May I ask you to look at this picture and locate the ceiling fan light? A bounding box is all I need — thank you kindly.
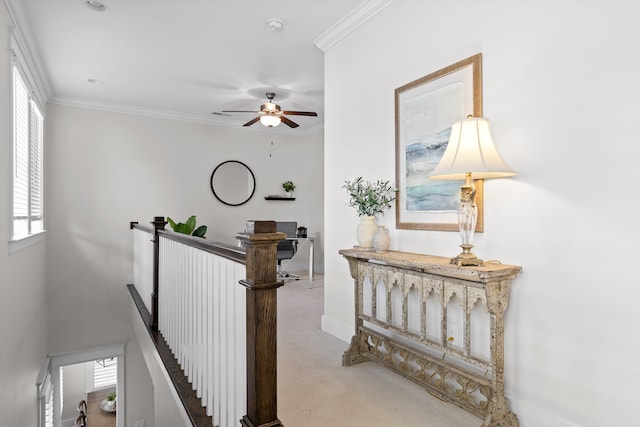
[260,115,281,127]
[85,0,107,11]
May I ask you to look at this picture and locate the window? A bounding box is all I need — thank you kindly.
[89,358,118,390]
[12,63,44,240]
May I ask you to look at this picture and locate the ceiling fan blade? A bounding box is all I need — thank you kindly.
[282,111,318,117]
[222,110,260,113]
[280,116,299,128]
[243,117,261,127]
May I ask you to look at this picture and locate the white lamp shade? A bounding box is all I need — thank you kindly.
[429,117,516,180]
[260,115,281,127]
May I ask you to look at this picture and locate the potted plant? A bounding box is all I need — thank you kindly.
[105,392,116,410]
[282,180,296,197]
[167,215,207,238]
[343,177,396,249]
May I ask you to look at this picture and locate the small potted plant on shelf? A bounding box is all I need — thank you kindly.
[343,177,396,251]
[282,180,296,198]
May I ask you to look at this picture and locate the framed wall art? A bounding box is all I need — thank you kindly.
[395,53,484,231]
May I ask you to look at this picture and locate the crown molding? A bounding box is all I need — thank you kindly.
[314,0,394,52]
[50,96,323,137]
[4,0,52,101]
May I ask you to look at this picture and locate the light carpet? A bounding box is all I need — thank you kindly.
[277,275,482,427]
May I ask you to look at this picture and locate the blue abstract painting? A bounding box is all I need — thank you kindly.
[402,82,464,213]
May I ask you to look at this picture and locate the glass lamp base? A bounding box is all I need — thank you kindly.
[452,175,484,267]
[450,244,484,267]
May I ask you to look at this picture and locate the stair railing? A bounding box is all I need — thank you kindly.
[130,218,285,427]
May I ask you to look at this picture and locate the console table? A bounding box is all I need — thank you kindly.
[340,248,521,427]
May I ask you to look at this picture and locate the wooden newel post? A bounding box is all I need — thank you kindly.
[237,221,286,427]
[151,216,167,331]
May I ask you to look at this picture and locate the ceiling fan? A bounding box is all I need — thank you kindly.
[222,92,318,128]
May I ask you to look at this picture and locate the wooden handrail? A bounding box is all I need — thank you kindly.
[158,229,246,264]
[131,221,246,264]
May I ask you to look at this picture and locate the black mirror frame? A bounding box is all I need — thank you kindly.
[210,160,256,207]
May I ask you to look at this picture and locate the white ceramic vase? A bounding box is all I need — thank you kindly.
[356,216,378,248]
[373,226,390,253]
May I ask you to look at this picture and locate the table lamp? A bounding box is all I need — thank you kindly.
[429,116,516,266]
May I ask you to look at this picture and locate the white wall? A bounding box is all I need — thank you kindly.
[61,362,87,422]
[44,103,324,423]
[0,2,49,425]
[45,104,324,276]
[323,1,640,426]
[45,103,324,351]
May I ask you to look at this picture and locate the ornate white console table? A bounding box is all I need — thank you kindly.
[340,248,521,427]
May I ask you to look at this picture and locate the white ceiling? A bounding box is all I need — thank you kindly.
[8,0,389,134]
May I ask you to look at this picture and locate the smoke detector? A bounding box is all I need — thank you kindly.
[266,18,283,31]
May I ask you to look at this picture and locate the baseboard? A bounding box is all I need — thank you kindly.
[510,397,582,427]
[322,314,582,426]
[320,314,353,344]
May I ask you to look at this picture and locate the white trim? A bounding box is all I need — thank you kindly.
[51,366,62,427]
[50,344,125,368]
[314,0,395,52]
[510,397,583,427]
[4,0,52,103]
[9,229,46,254]
[320,314,354,344]
[10,29,47,111]
[50,96,324,136]
[36,357,52,427]
[36,356,51,389]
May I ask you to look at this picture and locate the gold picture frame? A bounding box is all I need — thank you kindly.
[395,53,484,232]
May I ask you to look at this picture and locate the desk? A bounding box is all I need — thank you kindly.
[236,234,316,281]
[286,236,315,282]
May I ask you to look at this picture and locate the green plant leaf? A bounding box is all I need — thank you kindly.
[192,225,207,238]
[343,177,396,217]
[185,216,196,234]
[174,223,189,234]
[167,217,177,230]
[282,180,296,192]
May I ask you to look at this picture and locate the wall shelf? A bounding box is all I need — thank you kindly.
[264,196,295,201]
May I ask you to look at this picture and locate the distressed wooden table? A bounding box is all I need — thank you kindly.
[340,248,521,427]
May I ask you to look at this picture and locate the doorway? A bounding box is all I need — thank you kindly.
[46,344,125,427]
[61,358,118,426]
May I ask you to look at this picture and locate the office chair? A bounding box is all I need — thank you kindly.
[276,221,299,280]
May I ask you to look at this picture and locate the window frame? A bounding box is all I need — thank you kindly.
[8,31,47,253]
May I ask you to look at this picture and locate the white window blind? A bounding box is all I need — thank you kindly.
[91,358,117,390]
[38,368,53,427]
[12,64,44,239]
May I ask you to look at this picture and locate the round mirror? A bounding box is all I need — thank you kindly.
[210,160,256,206]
